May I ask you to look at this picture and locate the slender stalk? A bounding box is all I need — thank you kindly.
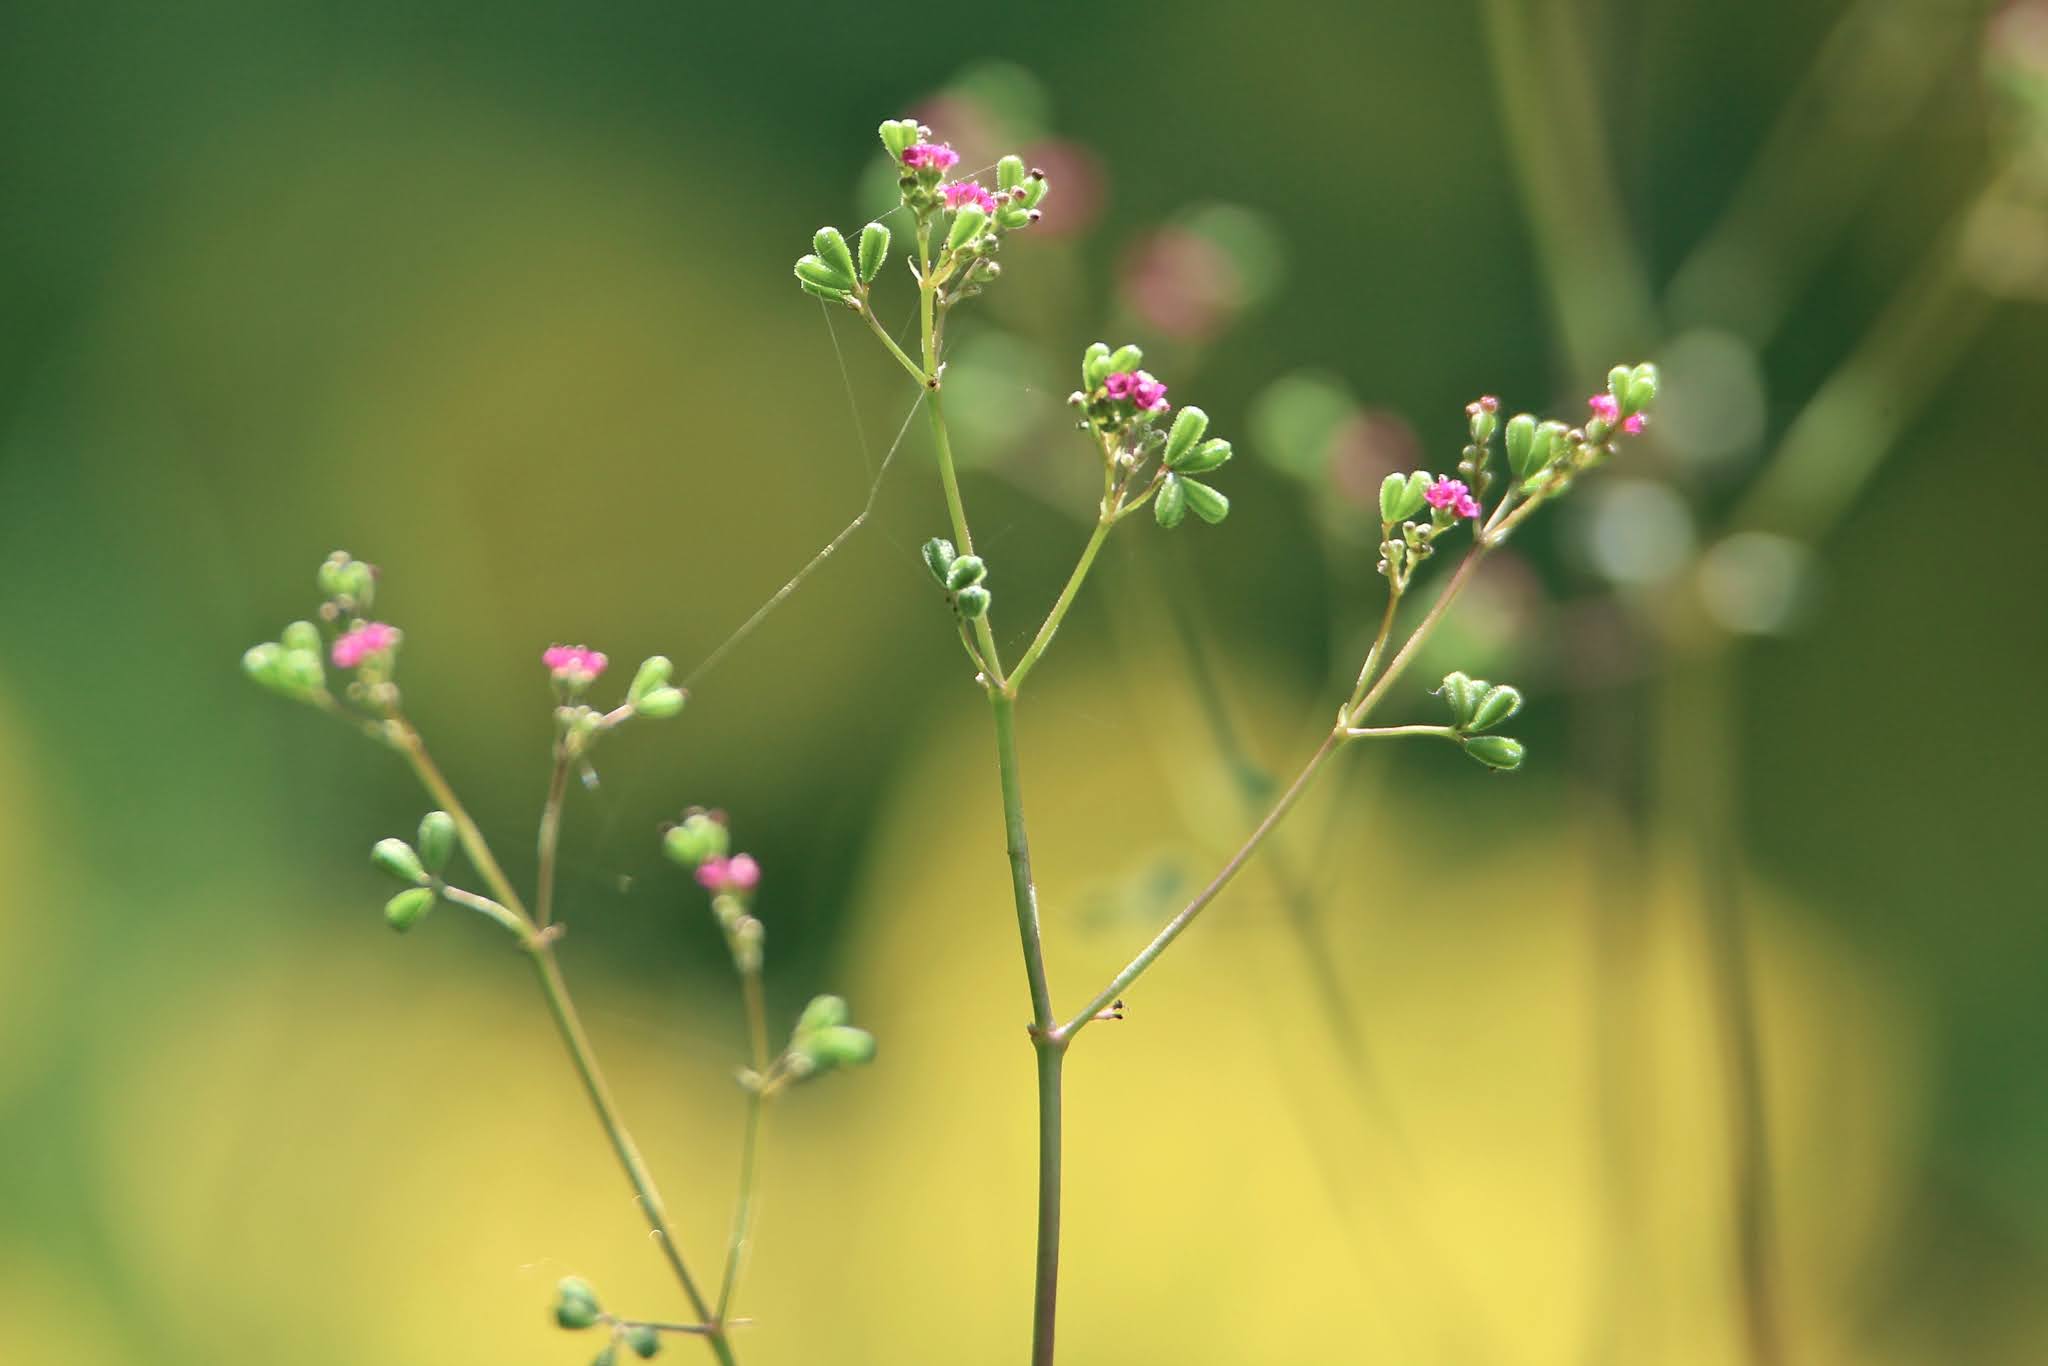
[717,969,772,1321]
[535,744,572,929]
[857,298,927,384]
[1345,724,1460,741]
[392,719,532,925]
[1008,516,1113,694]
[1345,587,1404,713]
[530,945,740,1366]
[1031,1043,1065,1366]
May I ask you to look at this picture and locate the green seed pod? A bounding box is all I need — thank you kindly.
[371,837,426,885]
[922,537,957,584]
[241,642,285,691]
[635,687,685,719]
[1154,473,1188,528]
[946,206,987,251]
[797,277,852,304]
[384,887,436,932]
[663,811,729,868]
[1626,362,1659,414]
[813,227,857,284]
[954,585,991,619]
[554,1277,603,1331]
[1180,479,1230,525]
[1461,735,1526,771]
[1378,473,1411,525]
[809,1025,877,1068]
[1437,671,1479,727]
[879,119,921,159]
[945,555,986,591]
[591,1347,617,1366]
[1164,406,1209,466]
[1170,437,1232,475]
[416,811,456,874]
[281,620,321,655]
[625,1324,662,1357]
[1608,365,1633,408]
[1532,421,1567,470]
[1504,413,1540,477]
[279,648,325,697]
[794,253,853,293]
[1105,343,1144,376]
[1020,173,1048,209]
[317,554,349,598]
[627,655,672,705]
[1081,342,1112,390]
[997,155,1026,192]
[857,222,890,284]
[1519,468,1556,498]
[799,993,851,1033]
[1470,684,1523,731]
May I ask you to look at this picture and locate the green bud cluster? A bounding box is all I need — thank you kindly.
[554,1276,603,1330]
[780,993,877,1082]
[794,225,866,307]
[241,629,326,703]
[1374,470,1455,590]
[1507,362,1661,503]
[1436,671,1527,771]
[626,655,686,719]
[316,550,376,615]
[923,537,990,620]
[661,809,730,868]
[1070,344,1237,529]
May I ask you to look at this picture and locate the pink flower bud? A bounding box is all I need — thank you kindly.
[543,644,609,685]
[332,621,399,669]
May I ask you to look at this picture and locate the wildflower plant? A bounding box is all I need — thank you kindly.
[244,117,1656,1365]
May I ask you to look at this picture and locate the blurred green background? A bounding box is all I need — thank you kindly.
[4,1,2047,1362]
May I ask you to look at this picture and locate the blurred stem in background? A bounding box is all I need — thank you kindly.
[1484,0,2016,1360]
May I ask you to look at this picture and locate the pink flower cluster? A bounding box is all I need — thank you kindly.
[1104,371,1170,413]
[332,621,398,668]
[696,854,761,895]
[942,180,999,215]
[1588,394,1646,435]
[543,644,608,682]
[1425,476,1482,520]
[901,142,959,172]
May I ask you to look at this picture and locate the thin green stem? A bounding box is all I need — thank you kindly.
[990,695,1056,1031]
[1344,724,1460,741]
[1345,586,1404,712]
[1008,516,1113,694]
[857,298,927,384]
[1031,1043,1065,1366]
[535,743,572,929]
[530,946,739,1366]
[436,884,529,938]
[391,719,532,926]
[716,970,771,1322]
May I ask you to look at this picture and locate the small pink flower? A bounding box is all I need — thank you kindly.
[902,142,960,171]
[1622,413,1646,435]
[1129,372,1169,413]
[1588,393,1621,425]
[1425,477,1480,518]
[696,854,761,895]
[543,644,608,683]
[1466,395,1500,417]
[1103,371,1136,400]
[331,621,398,669]
[942,181,998,214]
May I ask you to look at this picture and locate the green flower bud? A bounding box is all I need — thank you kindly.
[634,687,684,719]
[1461,735,1526,771]
[944,555,986,591]
[1532,421,1567,470]
[1504,413,1540,477]
[242,642,286,692]
[922,537,957,584]
[592,1348,617,1366]
[663,811,729,867]
[1170,437,1232,475]
[555,1277,603,1331]
[794,254,853,295]
[417,811,456,874]
[1469,684,1523,731]
[1154,473,1188,528]
[946,206,987,251]
[279,648,325,697]
[372,837,426,885]
[281,620,322,655]
[1164,406,1209,467]
[879,119,921,159]
[857,222,890,285]
[799,994,850,1033]
[1625,362,1659,414]
[808,1025,876,1068]
[384,887,436,931]
[1437,671,1479,727]
[1180,478,1230,525]
[954,585,991,620]
[317,554,349,598]
[624,1324,662,1357]
[813,227,857,285]
[1105,343,1143,376]
[1608,365,1633,408]
[997,155,1026,192]
[1082,342,1113,390]
[1019,173,1048,210]
[627,656,673,706]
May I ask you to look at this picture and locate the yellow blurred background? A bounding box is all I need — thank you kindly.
[3,2,2046,1362]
